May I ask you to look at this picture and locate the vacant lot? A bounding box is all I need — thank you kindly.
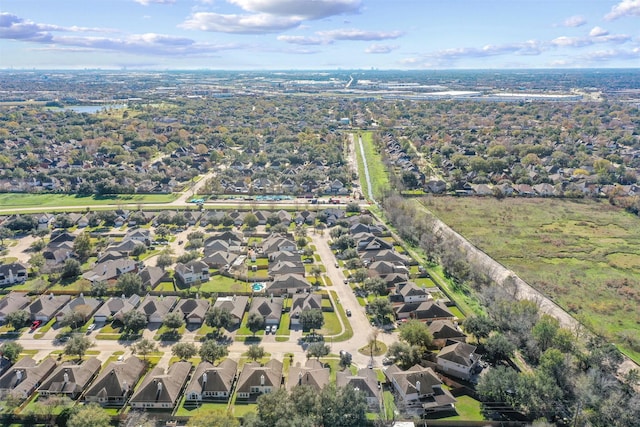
[0,193,176,211]
[421,196,640,361]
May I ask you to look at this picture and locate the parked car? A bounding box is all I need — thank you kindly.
[346,309,352,317]
[30,320,42,331]
[87,324,96,333]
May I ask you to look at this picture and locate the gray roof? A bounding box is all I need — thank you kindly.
[0,292,31,318]
[236,360,282,393]
[129,361,192,405]
[38,357,101,396]
[84,357,145,402]
[137,296,178,319]
[28,294,71,319]
[286,359,329,391]
[0,357,57,398]
[249,297,283,322]
[185,359,237,397]
[212,296,249,321]
[176,298,210,321]
[437,342,477,367]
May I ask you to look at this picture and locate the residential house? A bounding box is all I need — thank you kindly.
[212,296,249,326]
[84,357,145,407]
[0,357,57,400]
[267,251,300,264]
[249,297,283,326]
[27,294,72,322]
[356,235,394,252]
[235,360,283,402]
[124,229,151,246]
[360,250,409,266]
[428,320,466,348]
[203,251,238,269]
[0,262,28,287]
[0,292,31,322]
[43,232,75,265]
[137,296,178,323]
[175,298,210,324]
[138,266,169,289]
[436,342,481,381]
[394,301,455,323]
[38,357,101,399]
[286,359,329,392]
[268,261,305,278]
[384,365,456,415]
[82,259,137,283]
[336,368,380,410]
[129,361,192,410]
[55,295,102,323]
[261,233,296,255]
[397,282,431,303]
[368,261,409,277]
[185,359,238,403]
[265,274,312,296]
[289,294,322,326]
[93,294,141,323]
[174,260,210,286]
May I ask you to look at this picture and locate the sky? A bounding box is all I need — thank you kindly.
[0,0,639,70]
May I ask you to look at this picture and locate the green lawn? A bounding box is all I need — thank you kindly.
[319,311,342,336]
[443,394,484,421]
[355,131,390,200]
[421,196,640,362]
[0,193,177,211]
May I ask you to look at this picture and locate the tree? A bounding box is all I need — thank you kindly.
[299,308,324,332]
[363,277,387,296]
[532,314,560,352]
[319,384,368,427]
[132,338,157,361]
[310,265,322,285]
[368,298,394,325]
[244,213,259,228]
[476,365,520,406]
[163,311,185,336]
[64,335,93,361]
[122,310,147,334]
[62,258,82,279]
[307,342,330,360]
[131,243,147,258]
[0,342,23,363]
[247,312,265,337]
[205,307,231,334]
[187,409,239,427]
[155,225,170,240]
[462,315,494,342]
[73,232,92,261]
[387,342,422,369]
[5,309,29,331]
[59,310,86,330]
[484,332,516,364]
[116,272,143,296]
[67,403,111,427]
[172,342,197,360]
[199,339,229,363]
[91,280,108,297]
[156,252,174,270]
[246,344,265,361]
[0,226,13,247]
[399,319,433,349]
[28,252,45,273]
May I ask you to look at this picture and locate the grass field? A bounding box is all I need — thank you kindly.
[421,196,640,361]
[0,193,176,210]
[355,131,390,200]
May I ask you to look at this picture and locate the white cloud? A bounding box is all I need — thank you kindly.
[277,35,329,45]
[434,40,544,59]
[551,36,592,48]
[589,26,609,37]
[583,48,640,61]
[316,28,403,41]
[562,15,587,27]
[133,0,175,5]
[605,0,640,20]
[0,13,113,42]
[180,12,302,33]
[228,0,361,20]
[364,44,397,54]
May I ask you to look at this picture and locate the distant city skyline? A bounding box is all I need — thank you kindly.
[1,0,639,70]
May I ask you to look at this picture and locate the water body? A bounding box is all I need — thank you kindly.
[62,104,127,114]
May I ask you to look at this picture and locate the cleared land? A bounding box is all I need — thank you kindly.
[0,193,177,210]
[356,131,390,200]
[421,196,640,362]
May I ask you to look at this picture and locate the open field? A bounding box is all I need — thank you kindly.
[356,131,390,200]
[0,193,177,210]
[421,196,640,361]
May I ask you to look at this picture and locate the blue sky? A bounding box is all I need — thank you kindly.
[1,0,639,69]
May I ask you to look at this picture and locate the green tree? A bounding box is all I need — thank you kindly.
[399,319,433,349]
[363,277,387,296]
[122,310,147,334]
[387,341,422,369]
[205,307,231,335]
[156,252,174,270]
[132,338,157,361]
[67,403,111,427]
[319,384,368,427]
[0,226,13,247]
[310,265,322,285]
[28,252,45,273]
[463,315,494,342]
[187,409,239,427]
[62,258,82,279]
[299,308,324,332]
[91,280,108,297]
[163,311,185,336]
[484,332,516,364]
[246,344,265,361]
[199,339,229,363]
[64,335,93,361]
[73,232,92,261]
[368,297,393,326]
[247,312,265,337]
[5,309,29,331]
[59,310,86,330]
[0,342,23,363]
[116,272,143,296]
[172,342,197,360]
[307,342,330,360]
[155,225,170,240]
[532,314,560,352]
[244,213,259,228]
[476,365,520,406]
